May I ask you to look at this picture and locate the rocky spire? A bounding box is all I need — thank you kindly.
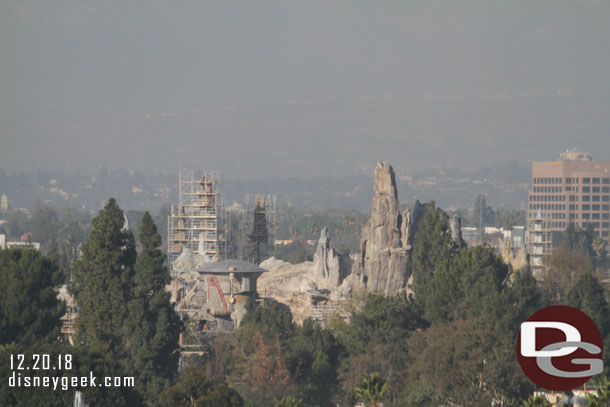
[353,162,423,294]
[313,227,344,290]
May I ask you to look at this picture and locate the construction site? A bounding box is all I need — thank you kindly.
[167,170,226,268]
[240,194,277,265]
[167,172,280,361]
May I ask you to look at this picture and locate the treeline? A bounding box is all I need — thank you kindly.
[1,199,179,406]
[2,198,610,406]
[201,202,610,406]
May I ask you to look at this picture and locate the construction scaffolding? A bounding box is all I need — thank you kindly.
[168,170,226,272]
[241,194,277,265]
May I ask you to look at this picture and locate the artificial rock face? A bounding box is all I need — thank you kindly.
[353,162,423,294]
[313,227,341,290]
[312,227,352,291]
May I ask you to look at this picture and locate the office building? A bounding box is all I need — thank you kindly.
[527,152,610,273]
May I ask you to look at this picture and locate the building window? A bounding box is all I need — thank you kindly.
[583,213,590,220]
[604,205,610,212]
[593,178,600,184]
[593,187,600,193]
[603,196,610,202]
[603,178,609,184]
[602,187,609,193]
[603,231,609,237]
[583,204,590,211]
[593,196,600,202]
[583,196,591,202]
[593,213,600,220]
[570,195,577,202]
[592,222,600,228]
[603,222,609,229]
[583,178,591,184]
[570,213,578,219]
[566,178,572,184]
[583,186,591,193]
[593,204,600,211]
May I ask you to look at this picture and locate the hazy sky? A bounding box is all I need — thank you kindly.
[2,0,610,177]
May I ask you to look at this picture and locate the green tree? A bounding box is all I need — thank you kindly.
[586,377,610,407]
[0,249,65,345]
[566,272,610,337]
[334,293,424,405]
[522,395,551,407]
[284,319,345,405]
[411,201,459,299]
[124,212,181,404]
[71,198,136,354]
[566,272,610,375]
[160,368,243,407]
[238,301,296,355]
[275,397,306,407]
[422,246,508,325]
[354,374,389,406]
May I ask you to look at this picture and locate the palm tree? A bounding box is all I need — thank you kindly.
[275,397,306,407]
[521,395,551,407]
[354,374,389,406]
[586,377,610,407]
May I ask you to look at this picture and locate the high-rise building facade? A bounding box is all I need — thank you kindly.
[527,152,610,273]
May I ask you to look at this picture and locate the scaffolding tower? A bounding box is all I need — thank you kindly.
[241,194,277,265]
[168,170,226,272]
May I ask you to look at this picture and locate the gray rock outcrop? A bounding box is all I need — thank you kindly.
[313,227,352,290]
[353,162,424,294]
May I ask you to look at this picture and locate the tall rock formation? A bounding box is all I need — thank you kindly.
[353,162,423,294]
[312,227,352,291]
[313,227,341,290]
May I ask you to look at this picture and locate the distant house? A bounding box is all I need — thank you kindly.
[0,233,41,250]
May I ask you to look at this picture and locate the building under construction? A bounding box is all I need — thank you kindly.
[168,171,226,271]
[241,194,277,265]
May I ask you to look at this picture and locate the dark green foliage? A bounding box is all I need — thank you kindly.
[423,246,508,325]
[411,201,459,299]
[522,395,552,407]
[337,293,424,356]
[71,198,136,354]
[333,293,424,405]
[354,373,389,404]
[409,319,534,407]
[275,397,306,407]
[0,342,74,407]
[566,272,610,376]
[160,368,243,407]
[566,272,610,337]
[238,301,296,355]
[0,343,141,407]
[124,212,181,404]
[235,302,344,406]
[70,346,144,407]
[285,319,345,404]
[407,247,542,406]
[0,249,65,345]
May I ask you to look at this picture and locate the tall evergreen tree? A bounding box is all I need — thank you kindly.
[0,249,65,345]
[124,212,180,404]
[71,198,136,354]
[411,201,459,299]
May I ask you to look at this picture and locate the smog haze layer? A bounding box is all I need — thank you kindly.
[2,0,610,178]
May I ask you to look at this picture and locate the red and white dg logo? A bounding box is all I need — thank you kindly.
[516,305,603,391]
